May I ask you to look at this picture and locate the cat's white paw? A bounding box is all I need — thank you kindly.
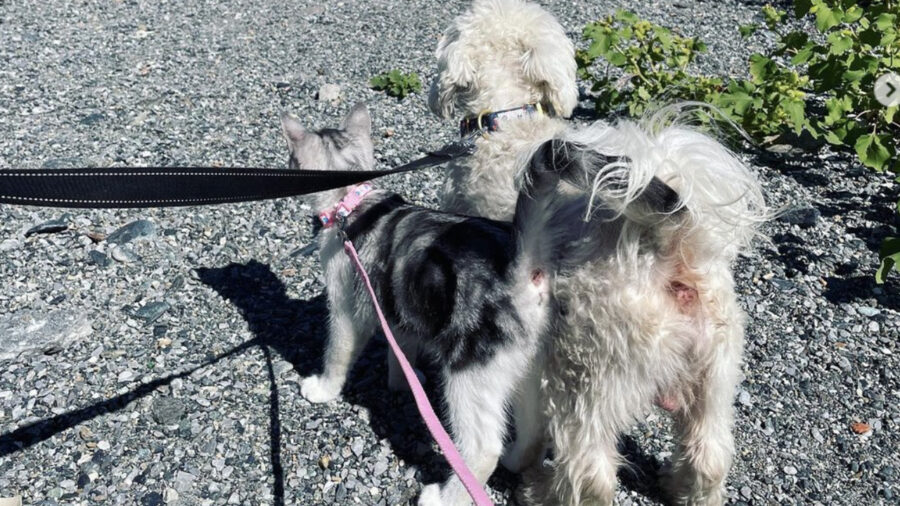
[300,375,340,403]
[417,484,443,506]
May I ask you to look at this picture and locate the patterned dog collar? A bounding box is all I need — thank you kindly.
[458,102,555,138]
[318,182,374,228]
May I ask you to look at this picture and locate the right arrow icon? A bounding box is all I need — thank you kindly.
[875,73,900,107]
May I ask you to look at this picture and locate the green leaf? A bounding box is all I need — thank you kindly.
[740,24,758,38]
[791,42,817,65]
[815,6,842,31]
[782,100,806,134]
[826,32,853,55]
[843,5,864,24]
[762,5,785,28]
[615,9,638,24]
[718,89,754,116]
[885,106,898,124]
[748,54,773,84]
[855,133,893,171]
[824,96,851,125]
[876,237,900,284]
[587,34,613,58]
[875,13,897,31]
[606,50,628,66]
[823,129,845,145]
[369,69,421,99]
[809,57,845,91]
[780,31,809,52]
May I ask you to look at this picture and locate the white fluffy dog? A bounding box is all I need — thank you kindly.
[429,2,768,505]
[428,0,578,221]
[507,109,769,505]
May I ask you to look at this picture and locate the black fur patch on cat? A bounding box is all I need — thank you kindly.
[345,193,521,371]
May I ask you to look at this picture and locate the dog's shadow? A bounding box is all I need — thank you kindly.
[616,435,669,504]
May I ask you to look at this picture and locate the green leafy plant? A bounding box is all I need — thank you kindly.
[369,69,422,99]
[578,2,900,282]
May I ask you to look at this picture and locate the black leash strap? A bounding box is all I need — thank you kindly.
[0,141,475,209]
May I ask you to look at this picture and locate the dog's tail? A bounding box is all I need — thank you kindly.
[561,106,769,263]
[512,135,686,272]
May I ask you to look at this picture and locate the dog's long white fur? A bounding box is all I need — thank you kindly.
[513,109,769,505]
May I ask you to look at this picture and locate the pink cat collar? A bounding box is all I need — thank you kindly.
[318,182,374,228]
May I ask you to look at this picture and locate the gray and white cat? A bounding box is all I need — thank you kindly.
[281,103,581,505]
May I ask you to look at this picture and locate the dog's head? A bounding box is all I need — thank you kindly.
[428,0,578,120]
[281,103,375,172]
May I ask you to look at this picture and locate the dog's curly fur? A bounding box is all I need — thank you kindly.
[430,2,769,504]
[428,0,578,221]
[510,111,769,506]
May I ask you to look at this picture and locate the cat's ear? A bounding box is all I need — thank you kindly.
[281,113,306,150]
[342,103,371,137]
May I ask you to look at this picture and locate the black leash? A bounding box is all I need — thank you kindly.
[0,140,475,209]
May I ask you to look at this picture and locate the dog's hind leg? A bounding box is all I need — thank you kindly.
[418,352,523,506]
[664,312,743,505]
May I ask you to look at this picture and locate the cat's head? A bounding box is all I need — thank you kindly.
[281,103,375,172]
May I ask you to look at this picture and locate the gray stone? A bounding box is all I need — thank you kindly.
[107,219,156,245]
[87,250,112,267]
[132,301,170,324]
[351,439,365,457]
[0,238,20,251]
[778,206,820,228]
[0,310,93,360]
[151,397,186,425]
[858,306,881,317]
[79,112,106,125]
[317,83,341,102]
[110,245,140,263]
[174,471,195,492]
[25,217,69,237]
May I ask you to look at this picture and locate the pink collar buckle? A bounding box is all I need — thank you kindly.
[318,182,374,228]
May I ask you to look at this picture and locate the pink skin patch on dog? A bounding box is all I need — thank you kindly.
[668,280,699,315]
[655,395,678,412]
[670,281,697,304]
[531,268,545,287]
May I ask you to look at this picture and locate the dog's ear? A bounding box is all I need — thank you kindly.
[428,26,474,119]
[281,113,306,151]
[343,103,372,137]
[521,35,579,118]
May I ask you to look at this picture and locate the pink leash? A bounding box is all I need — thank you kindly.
[343,239,494,506]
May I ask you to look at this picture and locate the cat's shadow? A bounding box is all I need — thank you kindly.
[195,260,451,493]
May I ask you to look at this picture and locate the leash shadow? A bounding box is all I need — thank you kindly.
[0,341,253,455]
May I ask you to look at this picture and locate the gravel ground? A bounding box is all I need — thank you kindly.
[1,0,898,504]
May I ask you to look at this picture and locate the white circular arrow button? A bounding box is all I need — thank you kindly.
[875,72,900,107]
